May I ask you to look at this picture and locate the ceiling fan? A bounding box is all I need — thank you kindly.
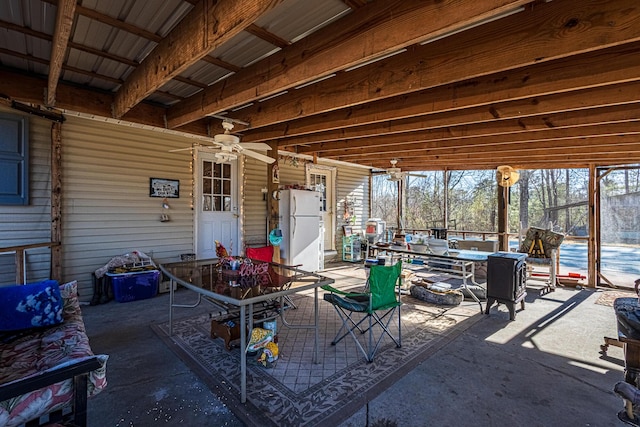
[386,159,407,182]
[170,119,275,164]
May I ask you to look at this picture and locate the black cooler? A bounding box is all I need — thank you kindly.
[485,252,527,320]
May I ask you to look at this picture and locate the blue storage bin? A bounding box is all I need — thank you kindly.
[108,270,159,303]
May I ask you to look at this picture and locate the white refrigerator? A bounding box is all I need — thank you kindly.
[279,189,321,272]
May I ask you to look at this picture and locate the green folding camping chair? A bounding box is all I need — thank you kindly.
[322,261,402,362]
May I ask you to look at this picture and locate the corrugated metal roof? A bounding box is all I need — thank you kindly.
[0,0,354,104]
[255,0,351,42]
[211,31,279,69]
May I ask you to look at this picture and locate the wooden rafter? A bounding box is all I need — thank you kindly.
[283,91,640,151]
[111,0,284,119]
[240,42,640,143]
[296,102,640,155]
[245,23,290,49]
[230,0,640,131]
[47,0,76,106]
[166,0,532,128]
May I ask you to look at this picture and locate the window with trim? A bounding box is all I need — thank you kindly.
[0,113,29,205]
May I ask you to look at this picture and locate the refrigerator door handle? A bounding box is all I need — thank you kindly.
[292,194,297,216]
[292,216,296,239]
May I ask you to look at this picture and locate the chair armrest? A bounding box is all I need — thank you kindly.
[321,284,368,298]
[0,356,102,401]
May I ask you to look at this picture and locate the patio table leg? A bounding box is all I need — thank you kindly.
[462,262,483,312]
[240,305,246,403]
[314,287,319,363]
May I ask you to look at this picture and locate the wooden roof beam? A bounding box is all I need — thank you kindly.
[319,122,640,158]
[245,23,290,49]
[232,0,640,130]
[166,0,532,128]
[241,42,640,143]
[339,135,640,163]
[300,99,640,154]
[0,68,210,138]
[111,0,284,119]
[290,86,640,152]
[46,0,76,107]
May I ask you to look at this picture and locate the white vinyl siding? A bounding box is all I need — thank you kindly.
[242,158,269,248]
[335,164,369,260]
[0,105,52,285]
[61,115,195,301]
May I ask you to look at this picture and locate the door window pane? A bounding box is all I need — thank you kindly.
[203,161,212,178]
[202,159,233,212]
[310,173,327,212]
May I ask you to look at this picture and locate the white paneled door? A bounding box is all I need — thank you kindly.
[195,151,239,258]
[307,166,335,251]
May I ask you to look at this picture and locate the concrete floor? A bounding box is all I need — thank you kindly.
[82,262,629,426]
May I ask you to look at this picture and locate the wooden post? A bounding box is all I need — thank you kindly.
[15,249,25,284]
[443,169,448,229]
[267,141,280,262]
[497,184,509,251]
[588,164,597,288]
[51,122,63,282]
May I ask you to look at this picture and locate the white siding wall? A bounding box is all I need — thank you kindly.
[335,164,369,259]
[242,158,269,247]
[0,105,52,285]
[61,115,195,301]
[0,103,372,296]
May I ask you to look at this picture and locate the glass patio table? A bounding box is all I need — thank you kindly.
[160,257,334,403]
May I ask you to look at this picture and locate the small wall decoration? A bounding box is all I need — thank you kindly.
[272,164,280,184]
[150,178,180,198]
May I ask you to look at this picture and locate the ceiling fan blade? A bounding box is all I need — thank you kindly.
[239,142,271,151]
[241,149,276,164]
[169,147,195,152]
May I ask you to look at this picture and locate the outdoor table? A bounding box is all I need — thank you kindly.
[160,257,334,403]
[371,245,495,311]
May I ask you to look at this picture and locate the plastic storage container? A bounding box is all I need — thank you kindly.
[108,270,160,303]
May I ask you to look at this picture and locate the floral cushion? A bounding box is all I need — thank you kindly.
[0,280,108,427]
[0,280,64,332]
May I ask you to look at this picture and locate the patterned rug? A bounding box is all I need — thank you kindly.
[152,291,483,427]
[595,290,637,307]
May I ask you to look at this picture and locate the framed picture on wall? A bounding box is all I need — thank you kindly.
[149,178,180,198]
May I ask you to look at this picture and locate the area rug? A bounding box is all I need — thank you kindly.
[152,291,483,427]
[595,290,637,307]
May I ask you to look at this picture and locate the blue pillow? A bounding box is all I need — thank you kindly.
[0,280,64,332]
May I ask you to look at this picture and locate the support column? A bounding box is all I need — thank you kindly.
[51,122,63,282]
[443,169,449,229]
[588,164,597,288]
[267,141,280,262]
[497,184,509,251]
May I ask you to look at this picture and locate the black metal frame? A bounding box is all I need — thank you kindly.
[0,356,102,427]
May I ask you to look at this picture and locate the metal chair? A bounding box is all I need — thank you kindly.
[322,261,402,362]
